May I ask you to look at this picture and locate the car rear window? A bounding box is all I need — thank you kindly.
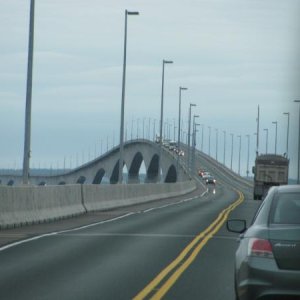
[271,192,300,224]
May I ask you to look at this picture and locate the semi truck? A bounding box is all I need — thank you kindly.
[252,154,289,200]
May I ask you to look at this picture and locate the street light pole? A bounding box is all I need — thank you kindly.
[256,105,260,156]
[294,100,300,184]
[22,0,35,185]
[263,128,268,154]
[201,124,204,152]
[192,122,200,175]
[148,117,151,140]
[208,126,211,156]
[238,135,241,175]
[246,134,250,177]
[142,117,145,139]
[272,121,278,155]
[223,130,226,165]
[177,87,187,150]
[159,59,173,181]
[153,118,156,141]
[136,118,140,138]
[283,112,290,158]
[215,128,219,161]
[187,103,196,171]
[230,133,234,170]
[119,10,139,184]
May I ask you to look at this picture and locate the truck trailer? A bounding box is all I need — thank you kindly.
[252,154,289,200]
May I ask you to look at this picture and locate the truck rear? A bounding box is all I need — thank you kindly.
[252,154,289,200]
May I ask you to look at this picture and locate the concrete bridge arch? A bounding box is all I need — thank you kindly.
[0,140,189,186]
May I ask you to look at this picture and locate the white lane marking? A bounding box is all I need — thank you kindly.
[0,213,134,252]
[0,232,58,252]
[0,189,208,252]
[58,212,135,234]
[142,189,208,213]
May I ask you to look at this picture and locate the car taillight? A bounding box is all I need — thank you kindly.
[248,238,274,258]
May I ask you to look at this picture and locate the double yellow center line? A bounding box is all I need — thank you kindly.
[133,190,244,300]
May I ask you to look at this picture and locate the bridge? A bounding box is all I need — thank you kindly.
[0,139,197,229]
[0,144,258,300]
[0,140,190,186]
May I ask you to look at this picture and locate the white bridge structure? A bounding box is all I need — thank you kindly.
[0,140,190,186]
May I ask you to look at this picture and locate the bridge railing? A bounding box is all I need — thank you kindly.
[0,180,197,229]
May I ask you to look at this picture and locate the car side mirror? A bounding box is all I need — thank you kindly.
[226,219,247,234]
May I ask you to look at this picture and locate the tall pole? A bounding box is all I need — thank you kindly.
[246,134,250,177]
[131,118,134,140]
[238,135,241,175]
[215,128,218,161]
[148,117,151,140]
[223,130,226,165]
[119,10,139,184]
[283,112,290,158]
[208,126,211,156]
[256,105,260,156]
[159,60,173,181]
[187,103,196,171]
[177,87,187,153]
[178,90,186,172]
[201,124,204,152]
[136,118,139,138]
[272,121,278,155]
[153,119,156,141]
[22,0,35,185]
[181,120,184,143]
[294,100,300,184]
[230,133,233,170]
[192,122,200,175]
[173,118,176,141]
[263,128,268,154]
[192,116,199,146]
[142,117,145,139]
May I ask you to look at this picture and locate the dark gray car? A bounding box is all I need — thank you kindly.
[227,185,300,300]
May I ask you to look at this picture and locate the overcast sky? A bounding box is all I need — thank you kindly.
[0,0,299,178]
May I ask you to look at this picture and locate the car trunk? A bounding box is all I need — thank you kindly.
[269,226,300,271]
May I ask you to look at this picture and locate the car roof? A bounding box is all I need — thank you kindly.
[269,185,300,194]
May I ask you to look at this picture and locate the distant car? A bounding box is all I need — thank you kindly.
[178,150,184,156]
[227,185,300,300]
[198,169,207,177]
[205,175,216,184]
[201,172,211,179]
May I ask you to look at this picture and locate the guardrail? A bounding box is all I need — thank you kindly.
[0,180,197,229]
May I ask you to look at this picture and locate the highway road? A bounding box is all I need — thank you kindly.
[0,152,261,300]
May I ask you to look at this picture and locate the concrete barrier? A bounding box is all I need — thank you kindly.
[83,181,197,211]
[0,181,197,229]
[0,185,85,229]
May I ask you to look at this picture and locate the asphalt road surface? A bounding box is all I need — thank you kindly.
[0,152,261,300]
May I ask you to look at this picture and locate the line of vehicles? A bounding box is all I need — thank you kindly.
[198,169,216,185]
[158,134,290,202]
[198,153,290,199]
[156,138,185,156]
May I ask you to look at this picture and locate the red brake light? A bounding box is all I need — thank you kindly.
[248,238,273,258]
